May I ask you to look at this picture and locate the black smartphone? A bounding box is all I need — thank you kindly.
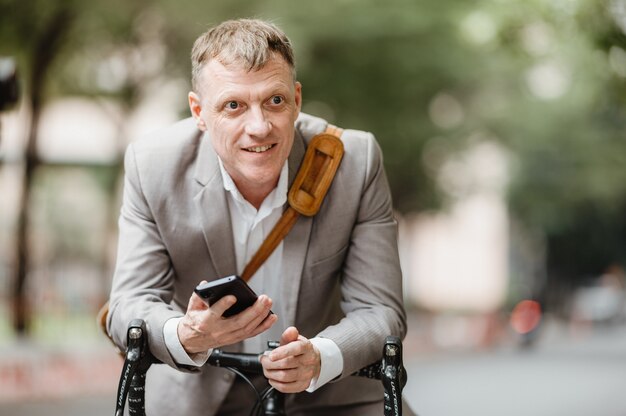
[194,275,259,317]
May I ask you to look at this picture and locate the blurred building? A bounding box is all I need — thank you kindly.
[399,140,510,348]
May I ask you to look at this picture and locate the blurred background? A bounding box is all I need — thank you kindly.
[2,0,626,415]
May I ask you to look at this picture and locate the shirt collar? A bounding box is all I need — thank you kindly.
[217,158,288,211]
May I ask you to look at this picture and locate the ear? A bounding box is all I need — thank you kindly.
[294,81,302,116]
[188,91,207,131]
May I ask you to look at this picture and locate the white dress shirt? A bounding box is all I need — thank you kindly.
[163,158,343,392]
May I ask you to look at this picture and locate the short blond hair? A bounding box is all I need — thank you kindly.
[191,19,296,92]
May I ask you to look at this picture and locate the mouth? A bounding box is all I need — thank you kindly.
[243,144,275,153]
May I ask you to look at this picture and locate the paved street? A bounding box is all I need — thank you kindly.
[1,397,113,416]
[2,316,626,415]
[404,321,626,416]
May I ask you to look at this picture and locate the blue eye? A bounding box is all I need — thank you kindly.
[227,101,238,110]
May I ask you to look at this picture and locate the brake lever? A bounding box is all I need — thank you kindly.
[115,319,153,416]
[382,336,406,416]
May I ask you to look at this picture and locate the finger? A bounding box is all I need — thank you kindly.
[279,326,299,346]
[210,295,237,316]
[267,379,307,394]
[248,312,278,338]
[268,327,300,360]
[262,355,298,371]
[249,295,273,316]
[188,291,209,311]
[230,295,273,329]
[270,338,307,361]
[264,367,300,383]
[265,362,318,393]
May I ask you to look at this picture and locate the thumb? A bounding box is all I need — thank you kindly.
[280,326,299,346]
[188,291,209,311]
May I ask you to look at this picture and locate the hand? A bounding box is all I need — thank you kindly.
[260,326,321,393]
[177,283,277,354]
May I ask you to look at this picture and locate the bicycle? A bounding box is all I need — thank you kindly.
[115,319,408,416]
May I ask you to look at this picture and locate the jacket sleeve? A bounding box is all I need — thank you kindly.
[106,143,198,372]
[316,133,407,377]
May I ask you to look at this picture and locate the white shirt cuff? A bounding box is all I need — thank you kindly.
[306,337,343,392]
[163,317,211,367]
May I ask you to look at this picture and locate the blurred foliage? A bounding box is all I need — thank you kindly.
[2,0,626,286]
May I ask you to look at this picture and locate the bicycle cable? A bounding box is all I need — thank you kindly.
[225,366,266,416]
[249,386,277,416]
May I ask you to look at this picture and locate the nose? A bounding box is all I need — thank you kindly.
[244,107,272,138]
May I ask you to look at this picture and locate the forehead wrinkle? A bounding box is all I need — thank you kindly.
[201,55,294,97]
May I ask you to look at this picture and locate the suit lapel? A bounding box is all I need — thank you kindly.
[193,132,237,279]
[282,128,313,327]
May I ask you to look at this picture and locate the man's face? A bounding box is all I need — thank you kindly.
[189,55,301,195]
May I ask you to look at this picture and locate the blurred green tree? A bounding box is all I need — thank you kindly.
[1,0,82,334]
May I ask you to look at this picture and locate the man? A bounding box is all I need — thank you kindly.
[107,19,408,415]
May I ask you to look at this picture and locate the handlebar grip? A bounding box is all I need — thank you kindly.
[128,372,147,415]
[208,349,263,373]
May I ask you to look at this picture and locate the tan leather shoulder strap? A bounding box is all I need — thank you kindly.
[241,124,344,282]
[324,124,343,138]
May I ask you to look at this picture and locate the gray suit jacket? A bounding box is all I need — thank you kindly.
[107,112,406,415]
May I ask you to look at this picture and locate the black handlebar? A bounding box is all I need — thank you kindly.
[207,349,263,372]
[115,320,407,416]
